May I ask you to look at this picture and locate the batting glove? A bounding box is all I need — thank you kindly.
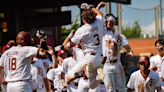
[36,30,47,40]
[81,3,90,9]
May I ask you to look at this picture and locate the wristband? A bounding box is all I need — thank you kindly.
[68,33,74,39]
[62,82,65,85]
[96,5,100,10]
[51,54,54,56]
[128,52,133,57]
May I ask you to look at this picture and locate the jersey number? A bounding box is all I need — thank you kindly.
[9,58,16,70]
[94,34,100,45]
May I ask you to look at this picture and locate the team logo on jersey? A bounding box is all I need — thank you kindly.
[37,68,42,75]
[149,79,155,86]
[138,81,145,92]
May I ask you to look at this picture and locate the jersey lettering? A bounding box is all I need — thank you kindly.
[94,34,100,45]
[9,58,16,70]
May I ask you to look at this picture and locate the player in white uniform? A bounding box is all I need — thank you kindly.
[29,59,48,92]
[1,40,15,92]
[66,2,105,90]
[101,13,133,92]
[35,30,58,72]
[0,31,48,92]
[61,55,78,92]
[127,56,162,92]
[149,39,164,91]
[47,50,67,92]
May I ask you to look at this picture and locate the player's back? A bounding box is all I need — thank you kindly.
[72,15,103,54]
[2,46,38,82]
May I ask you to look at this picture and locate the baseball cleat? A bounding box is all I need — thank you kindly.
[97,68,105,80]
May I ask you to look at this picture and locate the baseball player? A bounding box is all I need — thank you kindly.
[65,2,105,90]
[47,50,67,92]
[149,39,164,91]
[1,40,16,92]
[61,54,79,92]
[63,29,107,92]
[29,58,49,92]
[36,30,58,72]
[127,56,162,92]
[0,31,48,92]
[99,12,133,92]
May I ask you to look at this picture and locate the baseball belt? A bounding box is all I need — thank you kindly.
[84,52,103,56]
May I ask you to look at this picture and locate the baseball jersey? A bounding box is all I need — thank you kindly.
[102,29,129,61]
[72,47,84,62]
[47,65,63,89]
[71,15,104,54]
[28,60,47,92]
[127,70,162,92]
[35,58,52,72]
[149,54,164,78]
[61,57,77,74]
[0,46,38,82]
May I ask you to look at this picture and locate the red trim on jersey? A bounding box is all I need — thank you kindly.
[140,70,147,80]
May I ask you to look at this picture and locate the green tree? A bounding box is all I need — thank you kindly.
[122,21,142,39]
[62,14,80,40]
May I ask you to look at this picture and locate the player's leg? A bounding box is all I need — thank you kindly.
[115,62,126,92]
[78,78,89,92]
[103,63,116,92]
[66,61,87,83]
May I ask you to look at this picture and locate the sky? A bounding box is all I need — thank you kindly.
[61,0,164,37]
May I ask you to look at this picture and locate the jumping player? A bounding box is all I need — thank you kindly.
[66,1,105,90]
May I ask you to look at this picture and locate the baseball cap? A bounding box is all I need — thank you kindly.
[57,50,66,56]
[138,56,149,63]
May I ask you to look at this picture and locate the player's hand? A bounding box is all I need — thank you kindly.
[152,65,157,71]
[81,3,90,9]
[36,30,47,40]
[98,1,105,8]
[50,89,54,92]
[8,40,15,46]
[47,45,54,55]
[126,52,133,59]
[62,83,67,88]
[2,81,8,85]
[101,56,107,64]
[70,29,76,35]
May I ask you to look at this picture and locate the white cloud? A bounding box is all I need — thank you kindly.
[141,18,164,37]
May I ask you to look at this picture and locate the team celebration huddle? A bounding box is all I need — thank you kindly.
[0,1,164,92]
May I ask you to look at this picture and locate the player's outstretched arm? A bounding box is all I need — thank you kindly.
[91,1,105,17]
[123,45,133,59]
[62,29,76,54]
[44,78,50,92]
[61,72,67,88]
[47,45,58,68]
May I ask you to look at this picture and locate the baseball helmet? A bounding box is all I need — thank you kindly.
[138,56,149,63]
[16,31,31,46]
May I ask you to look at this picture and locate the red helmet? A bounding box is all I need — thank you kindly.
[16,31,31,46]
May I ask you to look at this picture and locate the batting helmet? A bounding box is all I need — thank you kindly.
[16,31,31,46]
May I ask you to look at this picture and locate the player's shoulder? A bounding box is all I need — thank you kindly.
[150,54,159,60]
[130,70,140,77]
[63,57,74,62]
[150,70,159,77]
